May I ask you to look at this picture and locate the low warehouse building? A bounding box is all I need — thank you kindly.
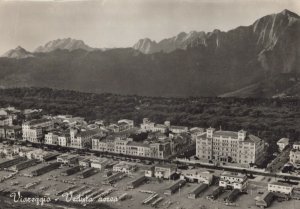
[268,182,294,195]
[42,153,60,162]
[155,164,177,179]
[57,154,79,166]
[127,175,147,189]
[144,166,155,177]
[31,162,61,176]
[113,161,137,174]
[11,159,38,171]
[78,168,97,179]
[255,192,274,208]
[164,180,186,195]
[180,169,213,185]
[207,186,224,200]
[224,189,240,203]
[0,157,26,170]
[103,172,126,185]
[188,183,208,199]
[61,166,81,176]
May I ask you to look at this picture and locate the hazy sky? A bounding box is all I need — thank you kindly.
[0,0,299,54]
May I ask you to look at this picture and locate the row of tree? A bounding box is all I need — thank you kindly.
[0,87,299,158]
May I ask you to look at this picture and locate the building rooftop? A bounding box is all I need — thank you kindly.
[154,124,167,129]
[118,122,128,126]
[244,135,262,143]
[24,118,52,126]
[57,154,79,160]
[114,161,136,168]
[221,172,246,179]
[170,125,188,130]
[190,127,204,134]
[0,125,21,130]
[127,141,150,148]
[118,119,133,123]
[155,164,177,170]
[77,129,101,137]
[269,181,294,187]
[277,138,289,144]
[214,131,238,138]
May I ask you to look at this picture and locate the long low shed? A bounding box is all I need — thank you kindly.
[164,180,186,195]
[207,186,224,200]
[0,157,26,170]
[103,172,125,185]
[11,159,38,171]
[224,189,240,203]
[31,162,61,176]
[188,183,208,199]
[61,166,81,176]
[255,192,274,208]
[127,175,147,189]
[78,168,96,179]
[43,153,60,161]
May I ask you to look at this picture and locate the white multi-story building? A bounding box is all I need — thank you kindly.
[92,136,171,159]
[289,142,300,168]
[180,169,213,185]
[170,125,188,134]
[70,128,103,149]
[0,115,13,126]
[44,132,59,145]
[92,136,108,152]
[108,119,134,133]
[113,161,137,174]
[22,118,54,143]
[196,128,264,166]
[140,118,168,133]
[114,138,131,154]
[23,127,43,143]
[58,133,70,147]
[90,158,109,170]
[154,164,177,179]
[219,172,248,191]
[118,119,134,130]
[268,182,294,195]
[190,127,204,142]
[277,138,289,152]
[126,141,152,157]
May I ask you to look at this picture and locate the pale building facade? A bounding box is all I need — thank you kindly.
[268,182,294,195]
[219,172,248,191]
[196,128,264,166]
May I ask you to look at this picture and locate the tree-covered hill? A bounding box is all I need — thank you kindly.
[0,87,299,149]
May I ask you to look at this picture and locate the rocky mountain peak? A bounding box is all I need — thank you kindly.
[2,46,34,59]
[35,38,94,53]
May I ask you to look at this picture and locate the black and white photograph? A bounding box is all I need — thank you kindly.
[0,0,299,208]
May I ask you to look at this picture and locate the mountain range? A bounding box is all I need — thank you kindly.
[0,9,299,98]
[2,46,34,59]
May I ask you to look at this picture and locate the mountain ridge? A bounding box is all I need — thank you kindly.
[2,46,34,59]
[0,9,299,98]
[34,38,95,53]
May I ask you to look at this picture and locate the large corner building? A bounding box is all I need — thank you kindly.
[196,128,264,166]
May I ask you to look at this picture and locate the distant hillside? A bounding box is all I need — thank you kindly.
[0,87,299,156]
[0,10,299,98]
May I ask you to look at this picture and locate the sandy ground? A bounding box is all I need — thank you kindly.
[0,157,300,209]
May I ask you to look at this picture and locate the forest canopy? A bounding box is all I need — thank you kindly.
[0,87,299,149]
